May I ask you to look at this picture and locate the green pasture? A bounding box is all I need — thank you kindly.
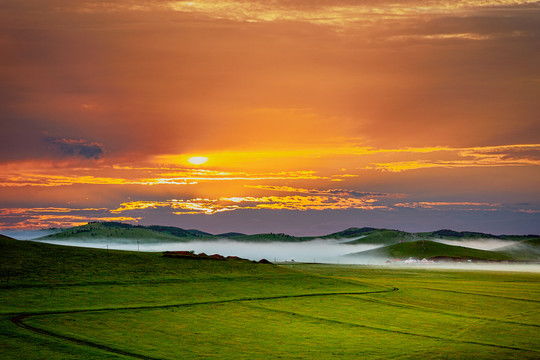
[1,236,539,359]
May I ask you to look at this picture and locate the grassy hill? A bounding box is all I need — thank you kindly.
[145,225,212,238]
[227,233,310,242]
[342,229,421,245]
[328,228,537,246]
[499,234,540,241]
[35,222,537,250]
[320,228,514,246]
[494,238,540,262]
[0,234,283,286]
[216,232,246,237]
[321,227,378,238]
[418,229,501,239]
[347,240,515,262]
[38,222,192,243]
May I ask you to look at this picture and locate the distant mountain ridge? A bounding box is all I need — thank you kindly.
[321,227,378,238]
[38,221,538,245]
[38,222,198,243]
[25,222,540,262]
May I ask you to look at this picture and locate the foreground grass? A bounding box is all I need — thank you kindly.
[1,236,539,359]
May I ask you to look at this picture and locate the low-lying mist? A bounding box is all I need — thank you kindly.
[382,262,540,273]
[6,232,539,272]
[1,229,61,240]
[433,239,517,250]
[36,238,384,264]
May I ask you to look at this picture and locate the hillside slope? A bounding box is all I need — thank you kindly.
[417,229,501,239]
[227,233,311,242]
[342,229,420,245]
[494,238,540,261]
[0,234,282,285]
[35,222,537,249]
[321,227,378,238]
[38,222,191,242]
[347,240,515,262]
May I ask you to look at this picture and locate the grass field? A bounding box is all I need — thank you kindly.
[1,235,539,359]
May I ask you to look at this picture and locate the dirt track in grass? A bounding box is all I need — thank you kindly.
[11,288,398,360]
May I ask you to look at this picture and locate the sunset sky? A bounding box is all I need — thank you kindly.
[1,0,539,235]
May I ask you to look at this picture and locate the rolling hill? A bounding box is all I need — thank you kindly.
[320,228,523,246]
[38,222,194,242]
[346,240,516,262]
[38,223,313,243]
[339,229,420,245]
[35,222,538,256]
[417,229,501,239]
[321,227,378,238]
[145,225,213,238]
[493,238,540,261]
[227,233,311,242]
[216,232,246,237]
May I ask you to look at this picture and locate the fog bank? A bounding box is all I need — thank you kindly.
[380,263,540,273]
[36,239,384,263]
[433,239,516,250]
[11,236,540,272]
[1,229,61,240]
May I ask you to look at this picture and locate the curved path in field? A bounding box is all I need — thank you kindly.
[12,313,160,360]
[11,285,540,358]
[11,288,398,360]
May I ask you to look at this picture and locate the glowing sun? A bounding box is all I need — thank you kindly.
[188,156,209,165]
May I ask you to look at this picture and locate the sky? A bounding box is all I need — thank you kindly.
[1,0,539,236]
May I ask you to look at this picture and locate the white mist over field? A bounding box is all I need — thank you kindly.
[433,239,516,250]
[34,238,384,263]
[383,263,540,273]
[4,230,539,272]
[0,229,61,240]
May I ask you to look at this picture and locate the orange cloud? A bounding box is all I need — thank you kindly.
[394,202,502,211]
[165,1,539,28]
[243,185,404,199]
[0,207,107,215]
[111,194,389,215]
[0,207,139,230]
[1,144,537,189]
[0,165,328,188]
[367,144,540,172]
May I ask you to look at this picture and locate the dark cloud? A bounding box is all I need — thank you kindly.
[45,137,105,159]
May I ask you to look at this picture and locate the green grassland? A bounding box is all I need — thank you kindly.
[1,235,539,359]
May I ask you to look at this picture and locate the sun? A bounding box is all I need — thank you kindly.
[188,156,209,165]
